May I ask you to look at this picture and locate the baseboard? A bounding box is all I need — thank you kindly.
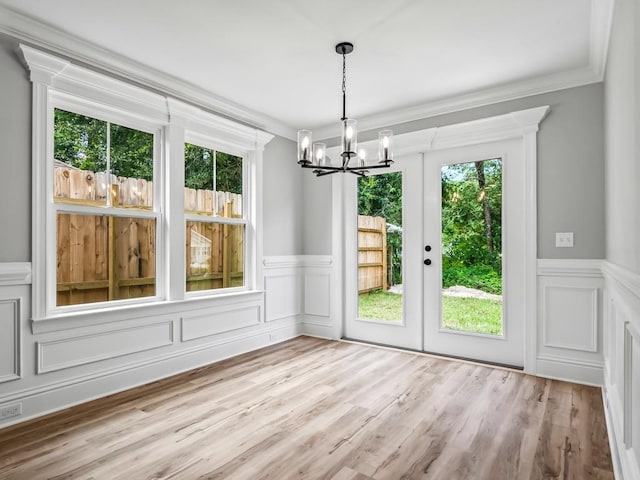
[300,321,336,340]
[603,383,640,480]
[0,322,302,428]
[535,354,604,386]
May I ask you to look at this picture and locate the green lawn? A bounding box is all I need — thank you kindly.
[441,296,502,335]
[358,290,502,335]
[358,290,403,322]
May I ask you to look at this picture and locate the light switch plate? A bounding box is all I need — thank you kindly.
[556,232,574,248]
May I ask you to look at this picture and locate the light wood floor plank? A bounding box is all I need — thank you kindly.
[0,337,613,480]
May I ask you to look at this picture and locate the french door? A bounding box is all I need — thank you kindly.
[344,138,525,368]
[422,139,524,367]
[343,155,423,351]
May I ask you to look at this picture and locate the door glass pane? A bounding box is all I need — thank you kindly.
[357,172,403,322]
[440,159,503,335]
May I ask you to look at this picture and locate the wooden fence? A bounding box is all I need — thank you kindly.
[358,215,388,294]
[54,165,243,305]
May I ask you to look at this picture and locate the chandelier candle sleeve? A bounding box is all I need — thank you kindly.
[297,130,311,163]
[313,143,326,166]
[358,149,366,167]
[379,130,393,162]
[342,119,357,156]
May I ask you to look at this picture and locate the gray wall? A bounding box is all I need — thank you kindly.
[0,34,303,263]
[304,83,606,259]
[263,135,303,255]
[0,34,31,262]
[605,0,640,274]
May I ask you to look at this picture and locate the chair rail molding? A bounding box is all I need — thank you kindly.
[0,262,32,286]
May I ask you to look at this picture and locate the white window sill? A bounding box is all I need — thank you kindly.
[31,289,265,335]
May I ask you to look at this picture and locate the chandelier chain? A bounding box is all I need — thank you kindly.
[342,53,346,96]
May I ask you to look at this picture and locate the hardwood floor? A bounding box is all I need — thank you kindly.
[0,337,613,479]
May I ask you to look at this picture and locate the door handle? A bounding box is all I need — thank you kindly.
[424,258,432,266]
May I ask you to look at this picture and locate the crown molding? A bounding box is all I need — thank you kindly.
[0,3,613,143]
[589,0,615,80]
[314,66,599,140]
[0,6,296,140]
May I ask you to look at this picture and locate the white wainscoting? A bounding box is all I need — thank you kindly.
[602,261,640,480]
[181,302,261,341]
[263,256,302,323]
[0,297,21,383]
[536,259,604,385]
[0,260,301,428]
[263,255,336,339]
[38,321,175,373]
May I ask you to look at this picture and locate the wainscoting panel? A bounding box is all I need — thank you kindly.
[536,260,604,385]
[602,261,640,480]
[264,272,301,322]
[38,321,175,373]
[542,285,598,352]
[181,304,261,341]
[304,273,330,317]
[0,298,20,383]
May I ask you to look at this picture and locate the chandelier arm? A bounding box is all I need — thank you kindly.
[315,169,342,177]
[301,164,343,172]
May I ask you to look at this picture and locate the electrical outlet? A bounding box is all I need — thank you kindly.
[555,232,574,248]
[0,403,22,420]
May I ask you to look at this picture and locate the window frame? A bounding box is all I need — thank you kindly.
[46,92,166,315]
[23,44,273,326]
[183,132,249,297]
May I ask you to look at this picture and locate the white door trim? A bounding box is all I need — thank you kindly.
[331,106,549,374]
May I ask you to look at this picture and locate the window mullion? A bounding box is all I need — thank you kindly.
[165,123,186,301]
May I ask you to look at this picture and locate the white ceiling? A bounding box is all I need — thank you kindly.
[0,0,610,138]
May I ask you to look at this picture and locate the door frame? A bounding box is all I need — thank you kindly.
[330,106,549,374]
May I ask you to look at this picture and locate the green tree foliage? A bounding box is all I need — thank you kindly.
[184,144,242,194]
[357,173,402,226]
[54,110,243,192]
[441,159,502,293]
[54,109,107,171]
[54,109,153,181]
[356,161,503,294]
[109,124,153,180]
[215,152,243,194]
[185,143,214,190]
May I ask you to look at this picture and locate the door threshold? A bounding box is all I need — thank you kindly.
[341,337,524,372]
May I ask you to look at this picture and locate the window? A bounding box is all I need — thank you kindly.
[53,108,160,307]
[22,44,273,322]
[184,143,245,292]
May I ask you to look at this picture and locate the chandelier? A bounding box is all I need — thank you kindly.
[297,42,394,177]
